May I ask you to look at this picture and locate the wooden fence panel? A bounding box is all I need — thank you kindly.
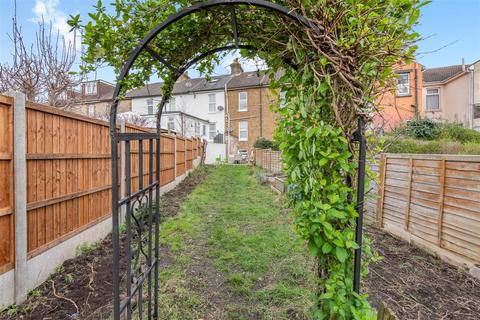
[375,154,480,265]
[176,137,186,177]
[125,124,155,193]
[186,138,193,171]
[0,96,14,274]
[160,134,175,186]
[0,97,206,266]
[25,102,114,258]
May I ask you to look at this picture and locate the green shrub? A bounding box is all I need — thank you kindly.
[383,137,480,155]
[404,118,440,140]
[253,137,279,150]
[384,118,480,155]
[438,123,480,143]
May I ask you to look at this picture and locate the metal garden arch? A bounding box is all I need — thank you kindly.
[109,1,367,319]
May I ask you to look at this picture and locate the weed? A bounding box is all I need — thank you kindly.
[64,273,75,285]
[55,264,65,273]
[76,241,100,255]
[6,304,19,316]
[28,289,42,298]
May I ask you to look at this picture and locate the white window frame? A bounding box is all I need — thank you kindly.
[167,97,176,112]
[167,116,175,130]
[147,98,154,115]
[239,120,248,141]
[208,94,216,113]
[238,92,248,111]
[396,73,410,96]
[85,82,97,95]
[194,122,201,135]
[209,123,216,141]
[426,88,440,111]
[87,104,95,117]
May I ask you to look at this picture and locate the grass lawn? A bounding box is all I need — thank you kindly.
[157,165,315,319]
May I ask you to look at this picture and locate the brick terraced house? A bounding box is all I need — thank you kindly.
[225,59,281,160]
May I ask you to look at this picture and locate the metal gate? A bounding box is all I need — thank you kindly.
[111,130,161,319]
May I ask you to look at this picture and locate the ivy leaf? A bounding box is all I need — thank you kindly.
[322,242,332,254]
[308,241,319,256]
[333,238,344,248]
[328,194,340,204]
[335,247,348,263]
[306,127,318,138]
[320,291,334,299]
[319,158,328,167]
[346,240,360,249]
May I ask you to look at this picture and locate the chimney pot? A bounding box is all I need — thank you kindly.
[178,71,190,82]
[230,58,243,75]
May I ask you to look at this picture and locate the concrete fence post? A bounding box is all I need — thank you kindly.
[12,91,28,304]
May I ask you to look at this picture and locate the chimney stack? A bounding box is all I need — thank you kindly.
[178,71,190,82]
[462,58,465,71]
[230,58,243,75]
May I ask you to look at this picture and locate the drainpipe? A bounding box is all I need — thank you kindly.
[468,64,475,129]
[259,86,263,137]
[414,65,419,118]
[225,82,231,157]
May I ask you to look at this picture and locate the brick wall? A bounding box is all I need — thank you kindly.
[373,62,423,131]
[227,87,279,154]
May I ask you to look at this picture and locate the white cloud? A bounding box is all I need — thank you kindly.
[30,0,80,50]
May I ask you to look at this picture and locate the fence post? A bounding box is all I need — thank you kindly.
[375,154,386,228]
[437,158,446,246]
[12,92,28,304]
[269,149,272,172]
[119,121,126,225]
[404,157,414,231]
[173,134,177,178]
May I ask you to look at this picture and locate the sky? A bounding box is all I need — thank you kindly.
[0,0,479,84]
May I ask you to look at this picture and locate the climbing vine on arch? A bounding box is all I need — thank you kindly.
[71,0,425,318]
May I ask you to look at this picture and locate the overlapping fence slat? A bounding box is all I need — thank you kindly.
[160,134,175,185]
[0,96,14,274]
[186,138,193,171]
[374,153,480,266]
[176,137,186,177]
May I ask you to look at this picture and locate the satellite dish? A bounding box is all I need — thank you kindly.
[217,105,224,111]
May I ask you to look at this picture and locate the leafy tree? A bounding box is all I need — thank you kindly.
[71,0,425,318]
[0,0,79,108]
[253,137,279,150]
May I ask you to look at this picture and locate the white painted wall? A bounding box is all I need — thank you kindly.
[172,90,225,142]
[205,143,227,164]
[159,113,209,140]
[131,95,162,116]
[423,75,470,126]
[130,89,225,142]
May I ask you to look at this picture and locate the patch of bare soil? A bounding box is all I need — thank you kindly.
[0,166,210,320]
[160,167,210,218]
[365,226,480,320]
